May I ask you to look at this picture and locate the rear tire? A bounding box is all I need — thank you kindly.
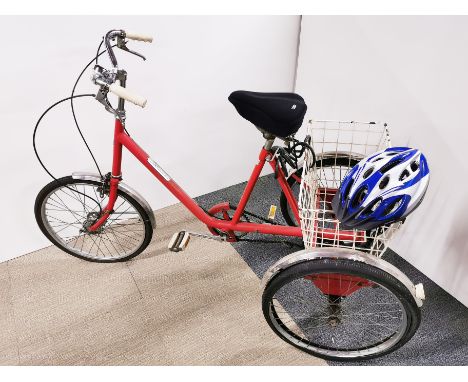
[262,258,420,361]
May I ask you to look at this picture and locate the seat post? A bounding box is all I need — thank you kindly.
[262,132,275,151]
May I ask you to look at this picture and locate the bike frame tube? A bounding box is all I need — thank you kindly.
[89,119,302,237]
[231,147,300,225]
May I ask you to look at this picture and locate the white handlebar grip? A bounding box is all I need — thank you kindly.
[108,83,147,108]
[125,32,153,43]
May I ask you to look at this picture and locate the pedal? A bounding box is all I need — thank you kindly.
[168,231,190,252]
[168,230,225,252]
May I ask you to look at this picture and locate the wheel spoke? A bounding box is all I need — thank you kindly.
[40,181,148,261]
[266,267,410,358]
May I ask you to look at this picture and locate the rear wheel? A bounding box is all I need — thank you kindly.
[262,258,420,361]
[279,156,360,226]
[34,176,153,262]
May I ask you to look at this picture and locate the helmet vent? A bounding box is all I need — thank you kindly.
[399,169,410,181]
[379,175,390,189]
[361,198,382,217]
[363,167,374,179]
[351,186,368,208]
[372,157,384,163]
[383,198,403,216]
[379,158,403,174]
[370,198,382,212]
[410,161,419,172]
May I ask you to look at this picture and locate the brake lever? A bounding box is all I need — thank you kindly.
[95,86,125,121]
[117,38,146,61]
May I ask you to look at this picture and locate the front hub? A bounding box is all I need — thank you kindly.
[81,212,103,234]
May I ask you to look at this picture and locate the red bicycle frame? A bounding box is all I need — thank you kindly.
[89,119,302,239]
[86,119,374,298]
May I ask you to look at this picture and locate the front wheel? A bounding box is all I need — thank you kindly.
[34,176,153,262]
[262,258,421,361]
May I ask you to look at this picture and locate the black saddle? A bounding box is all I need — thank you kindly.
[228,90,307,138]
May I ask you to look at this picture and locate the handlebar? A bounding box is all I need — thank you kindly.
[104,29,153,67]
[104,30,123,68]
[125,32,153,43]
[108,83,147,108]
[95,29,153,109]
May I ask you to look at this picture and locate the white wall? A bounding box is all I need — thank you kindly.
[0,16,300,262]
[295,16,468,306]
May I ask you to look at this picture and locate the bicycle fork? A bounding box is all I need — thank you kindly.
[87,118,124,232]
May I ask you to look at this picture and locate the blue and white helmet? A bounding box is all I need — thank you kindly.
[331,147,430,231]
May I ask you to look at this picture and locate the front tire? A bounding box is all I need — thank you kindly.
[34,176,153,262]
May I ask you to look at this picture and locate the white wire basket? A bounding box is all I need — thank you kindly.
[298,120,402,257]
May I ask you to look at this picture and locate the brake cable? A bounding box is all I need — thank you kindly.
[32,93,103,212]
[274,136,316,178]
[69,39,111,180]
[33,43,117,213]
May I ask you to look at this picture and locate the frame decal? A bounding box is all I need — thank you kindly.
[147,157,172,181]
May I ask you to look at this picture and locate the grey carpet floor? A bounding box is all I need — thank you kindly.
[195,173,468,366]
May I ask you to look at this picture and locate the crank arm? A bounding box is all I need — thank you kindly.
[185,231,226,242]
